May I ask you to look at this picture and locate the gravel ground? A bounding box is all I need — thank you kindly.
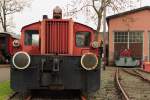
[0,67,10,83]
[120,69,150,100]
[88,66,121,100]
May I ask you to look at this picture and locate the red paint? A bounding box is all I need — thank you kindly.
[45,20,69,54]
[21,22,41,54]
[0,33,19,55]
[73,22,98,56]
[143,62,150,72]
[20,19,99,56]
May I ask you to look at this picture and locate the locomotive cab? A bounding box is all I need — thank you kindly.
[11,6,100,93]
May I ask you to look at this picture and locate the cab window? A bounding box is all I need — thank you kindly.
[76,32,91,47]
[24,30,39,46]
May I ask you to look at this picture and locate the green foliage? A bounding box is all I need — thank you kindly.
[0,80,13,100]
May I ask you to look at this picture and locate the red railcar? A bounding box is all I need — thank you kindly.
[11,6,101,94]
[0,32,19,64]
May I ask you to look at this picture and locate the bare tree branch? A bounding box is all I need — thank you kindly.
[64,0,139,40]
[0,0,31,32]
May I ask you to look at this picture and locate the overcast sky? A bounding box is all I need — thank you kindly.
[13,0,150,34]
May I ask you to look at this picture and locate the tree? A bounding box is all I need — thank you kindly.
[64,0,139,41]
[0,0,31,32]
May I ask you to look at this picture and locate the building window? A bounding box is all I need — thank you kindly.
[114,31,143,43]
[129,32,143,43]
[114,32,128,43]
[25,30,39,46]
[76,32,91,47]
[114,31,143,59]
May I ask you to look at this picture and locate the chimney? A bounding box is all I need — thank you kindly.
[43,15,48,19]
[53,6,62,19]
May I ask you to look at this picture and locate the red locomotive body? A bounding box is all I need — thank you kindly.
[11,7,101,93]
[20,20,98,56]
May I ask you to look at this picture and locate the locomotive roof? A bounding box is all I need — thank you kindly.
[74,22,95,31]
[21,20,95,31]
[21,21,41,31]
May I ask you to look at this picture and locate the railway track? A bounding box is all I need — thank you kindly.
[115,68,130,100]
[8,90,85,100]
[122,69,150,83]
[138,69,150,74]
[88,67,121,100]
[25,96,83,100]
[137,69,150,80]
[7,92,19,100]
[118,68,150,100]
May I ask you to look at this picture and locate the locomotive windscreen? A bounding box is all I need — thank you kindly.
[45,20,69,54]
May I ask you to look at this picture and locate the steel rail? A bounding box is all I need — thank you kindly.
[81,95,87,100]
[133,70,150,83]
[122,69,150,83]
[25,92,84,100]
[137,69,150,74]
[25,95,32,100]
[7,92,18,100]
[115,68,130,100]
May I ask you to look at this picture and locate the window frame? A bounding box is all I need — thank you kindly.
[75,31,91,48]
[114,31,143,43]
[24,30,39,46]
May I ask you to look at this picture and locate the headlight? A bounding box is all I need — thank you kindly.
[12,51,31,70]
[81,53,98,70]
[91,41,99,48]
[13,40,20,47]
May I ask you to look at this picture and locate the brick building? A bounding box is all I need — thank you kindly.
[107,6,150,65]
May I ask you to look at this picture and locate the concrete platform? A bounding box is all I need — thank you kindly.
[0,67,10,82]
[0,64,10,68]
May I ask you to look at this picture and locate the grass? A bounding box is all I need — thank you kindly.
[0,80,13,100]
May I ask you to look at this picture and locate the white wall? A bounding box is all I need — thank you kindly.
[0,23,3,32]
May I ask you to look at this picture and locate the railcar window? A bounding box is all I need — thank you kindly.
[25,30,39,46]
[76,32,91,47]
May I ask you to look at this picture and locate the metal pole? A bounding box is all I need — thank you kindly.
[140,0,142,7]
[103,1,106,70]
[127,31,129,49]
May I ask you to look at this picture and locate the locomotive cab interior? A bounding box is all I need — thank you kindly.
[75,32,91,47]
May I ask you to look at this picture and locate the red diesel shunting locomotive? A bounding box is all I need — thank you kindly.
[11,6,101,93]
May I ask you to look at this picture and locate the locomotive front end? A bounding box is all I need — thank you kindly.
[11,6,101,93]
